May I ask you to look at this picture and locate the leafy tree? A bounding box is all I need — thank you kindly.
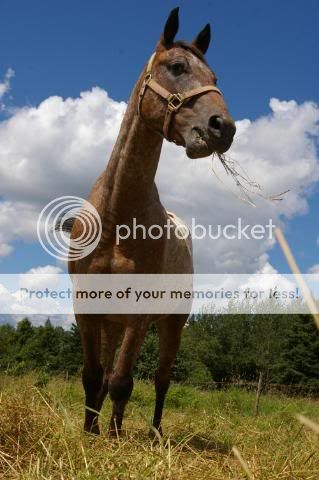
[0,311,318,394]
[135,324,158,379]
[60,323,83,375]
[0,324,16,369]
[274,314,319,387]
[15,318,34,349]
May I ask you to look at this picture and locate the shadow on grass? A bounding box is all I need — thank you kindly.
[171,432,231,453]
[92,423,231,455]
[133,428,231,454]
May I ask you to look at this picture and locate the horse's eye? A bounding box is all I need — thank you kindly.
[169,62,185,76]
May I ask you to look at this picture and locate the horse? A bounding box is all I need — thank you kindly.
[69,7,236,436]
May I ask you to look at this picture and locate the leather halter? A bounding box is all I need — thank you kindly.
[138,52,223,142]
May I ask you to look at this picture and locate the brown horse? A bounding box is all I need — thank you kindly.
[69,7,235,436]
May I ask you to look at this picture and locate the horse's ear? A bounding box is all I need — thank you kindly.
[161,7,179,47]
[192,24,211,54]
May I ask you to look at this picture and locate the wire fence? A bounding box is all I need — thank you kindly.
[182,379,319,397]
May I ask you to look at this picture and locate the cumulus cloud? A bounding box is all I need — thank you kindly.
[0,201,41,257]
[157,97,319,271]
[0,88,126,204]
[19,265,63,290]
[0,85,318,274]
[241,261,297,298]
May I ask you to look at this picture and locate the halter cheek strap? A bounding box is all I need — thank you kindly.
[138,52,223,142]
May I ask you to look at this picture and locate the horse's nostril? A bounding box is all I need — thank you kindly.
[208,116,236,142]
[209,115,223,131]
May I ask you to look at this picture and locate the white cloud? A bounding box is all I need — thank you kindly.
[308,264,319,282]
[0,68,14,108]
[0,86,318,274]
[19,265,63,290]
[157,97,319,272]
[241,261,297,299]
[307,264,319,285]
[0,88,126,203]
[0,265,73,326]
[0,243,13,257]
[0,201,40,256]
[0,88,126,255]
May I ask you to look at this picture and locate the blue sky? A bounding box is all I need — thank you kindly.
[0,0,318,274]
[1,0,318,115]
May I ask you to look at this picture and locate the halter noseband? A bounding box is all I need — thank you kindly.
[138,52,223,142]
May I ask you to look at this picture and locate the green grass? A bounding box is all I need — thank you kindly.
[0,374,318,479]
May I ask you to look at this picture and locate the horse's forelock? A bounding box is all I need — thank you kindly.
[171,41,208,65]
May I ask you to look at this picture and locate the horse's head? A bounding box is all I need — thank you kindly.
[138,7,236,159]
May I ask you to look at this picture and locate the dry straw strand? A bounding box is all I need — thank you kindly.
[212,153,289,207]
[274,227,319,329]
[296,414,319,435]
[232,446,254,479]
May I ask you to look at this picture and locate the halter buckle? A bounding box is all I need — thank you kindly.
[167,93,184,112]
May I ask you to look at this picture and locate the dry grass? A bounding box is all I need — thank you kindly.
[212,152,289,207]
[0,374,318,479]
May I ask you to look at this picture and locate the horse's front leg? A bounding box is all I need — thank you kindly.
[77,314,103,435]
[153,314,187,435]
[96,319,124,412]
[108,319,148,436]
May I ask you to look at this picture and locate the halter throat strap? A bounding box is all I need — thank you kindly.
[138,52,223,142]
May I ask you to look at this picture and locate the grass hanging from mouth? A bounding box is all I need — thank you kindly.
[212,153,289,207]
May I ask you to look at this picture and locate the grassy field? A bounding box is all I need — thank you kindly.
[0,374,318,479]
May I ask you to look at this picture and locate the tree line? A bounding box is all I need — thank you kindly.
[0,314,318,391]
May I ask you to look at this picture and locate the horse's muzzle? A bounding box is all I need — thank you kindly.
[207,115,236,152]
[185,117,236,159]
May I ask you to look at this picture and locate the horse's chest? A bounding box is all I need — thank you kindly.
[110,246,136,273]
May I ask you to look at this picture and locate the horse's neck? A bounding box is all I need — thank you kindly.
[105,80,164,220]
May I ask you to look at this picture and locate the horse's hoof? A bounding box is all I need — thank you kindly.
[108,428,121,439]
[84,424,100,435]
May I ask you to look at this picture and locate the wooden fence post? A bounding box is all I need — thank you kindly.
[254,371,263,416]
